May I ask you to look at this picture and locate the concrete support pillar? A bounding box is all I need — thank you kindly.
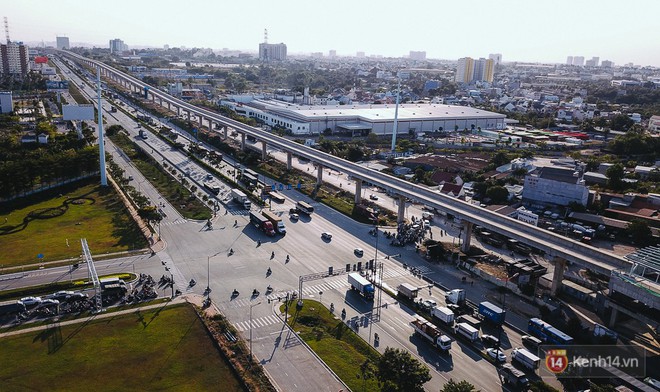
[286,152,292,170]
[460,221,473,253]
[199,116,204,128]
[223,126,228,139]
[550,257,567,296]
[241,133,246,151]
[397,195,406,224]
[150,93,155,102]
[176,106,181,116]
[316,164,323,185]
[355,180,362,205]
[262,141,268,161]
[608,307,618,327]
[159,98,163,106]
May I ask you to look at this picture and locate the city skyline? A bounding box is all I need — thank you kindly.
[4,0,660,67]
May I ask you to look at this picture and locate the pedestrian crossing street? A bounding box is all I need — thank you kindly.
[233,314,282,332]
[225,263,435,312]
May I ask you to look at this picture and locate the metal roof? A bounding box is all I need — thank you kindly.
[625,246,660,271]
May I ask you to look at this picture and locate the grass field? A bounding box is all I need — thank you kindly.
[0,304,244,391]
[0,181,146,267]
[281,299,381,392]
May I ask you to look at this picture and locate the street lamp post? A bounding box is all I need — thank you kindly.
[249,301,262,364]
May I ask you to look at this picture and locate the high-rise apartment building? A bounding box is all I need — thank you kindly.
[329,50,336,58]
[601,60,614,68]
[109,39,128,54]
[585,57,599,67]
[0,42,30,76]
[566,56,574,65]
[488,53,502,65]
[409,51,426,61]
[475,58,494,83]
[573,56,585,66]
[356,51,365,58]
[259,42,287,61]
[56,36,70,50]
[455,57,474,83]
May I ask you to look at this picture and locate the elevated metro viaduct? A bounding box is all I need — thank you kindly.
[59,50,631,297]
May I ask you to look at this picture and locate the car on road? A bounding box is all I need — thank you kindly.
[67,292,88,302]
[481,334,500,348]
[321,232,333,240]
[369,194,379,200]
[19,296,42,307]
[290,213,299,220]
[289,207,299,214]
[419,298,437,310]
[521,335,542,349]
[486,348,507,363]
[354,248,364,256]
[52,291,75,301]
[40,299,60,307]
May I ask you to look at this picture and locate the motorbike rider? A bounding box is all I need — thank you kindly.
[286,255,290,262]
[267,267,272,274]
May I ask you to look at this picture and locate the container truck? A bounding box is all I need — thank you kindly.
[410,319,451,352]
[397,283,419,300]
[478,301,506,325]
[454,322,479,342]
[348,272,374,300]
[458,314,482,330]
[445,289,466,305]
[431,306,455,326]
[500,364,530,389]
[249,211,275,236]
[231,189,251,209]
[511,347,540,370]
[261,209,286,235]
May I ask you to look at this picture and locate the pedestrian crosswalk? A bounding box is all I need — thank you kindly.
[160,219,187,227]
[226,208,249,216]
[233,314,282,332]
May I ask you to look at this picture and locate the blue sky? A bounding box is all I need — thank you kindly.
[5,0,660,66]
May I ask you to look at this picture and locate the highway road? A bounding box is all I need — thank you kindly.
[35,59,567,391]
[58,50,631,280]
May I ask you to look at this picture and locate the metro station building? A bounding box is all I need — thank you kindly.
[222,99,506,136]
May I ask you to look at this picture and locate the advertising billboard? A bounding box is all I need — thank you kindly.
[62,105,95,120]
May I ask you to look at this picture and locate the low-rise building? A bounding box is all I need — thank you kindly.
[523,166,589,206]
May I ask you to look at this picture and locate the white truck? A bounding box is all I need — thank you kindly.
[454,322,479,343]
[445,289,466,305]
[348,273,374,300]
[231,188,251,209]
[511,347,540,370]
[431,306,455,326]
[397,283,419,300]
[411,319,451,352]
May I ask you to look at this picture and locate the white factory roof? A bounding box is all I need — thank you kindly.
[252,99,505,122]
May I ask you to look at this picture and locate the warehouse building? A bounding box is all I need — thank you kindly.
[222,99,506,136]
